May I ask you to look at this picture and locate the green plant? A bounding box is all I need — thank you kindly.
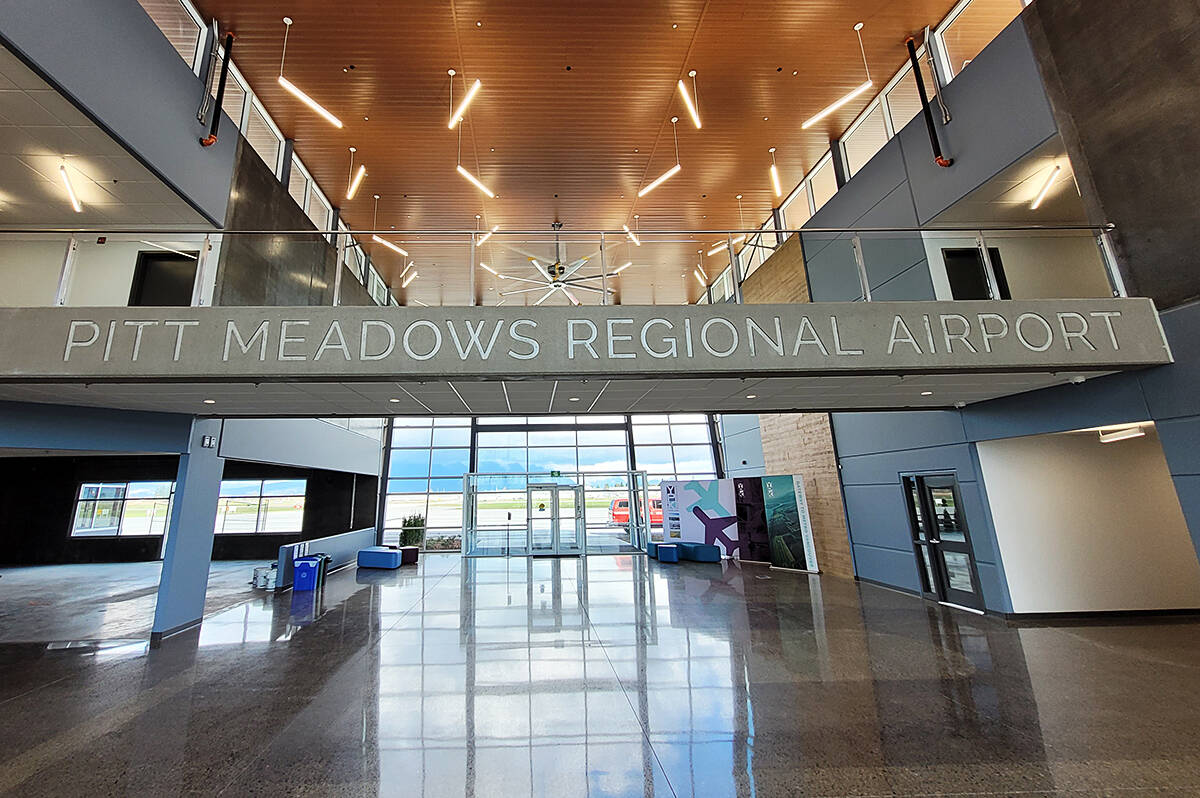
[400,513,425,547]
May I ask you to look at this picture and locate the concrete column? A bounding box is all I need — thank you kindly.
[151,418,225,646]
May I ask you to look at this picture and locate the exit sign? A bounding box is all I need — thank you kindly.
[550,470,562,477]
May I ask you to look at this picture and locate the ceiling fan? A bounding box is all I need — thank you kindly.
[496,221,615,306]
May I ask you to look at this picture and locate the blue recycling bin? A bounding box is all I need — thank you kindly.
[293,556,322,591]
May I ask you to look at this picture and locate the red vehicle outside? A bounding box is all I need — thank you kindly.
[609,498,663,526]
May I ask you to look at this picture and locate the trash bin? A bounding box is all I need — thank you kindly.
[310,552,332,590]
[293,556,322,591]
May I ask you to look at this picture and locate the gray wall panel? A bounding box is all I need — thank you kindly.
[975,562,1008,614]
[808,136,913,229]
[220,419,381,475]
[903,20,1058,224]
[841,483,912,551]
[0,0,236,225]
[1138,302,1200,421]
[0,400,190,453]
[869,261,936,302]
[839,443,977,487]
[961,372,1150,441]
[852,544,922,594]
[1155,417,1200,477]
[1171,474,1200,560]
[832,411,966,456]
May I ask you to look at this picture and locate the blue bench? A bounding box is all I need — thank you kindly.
[357,546,402,569]
[648,540,721,563]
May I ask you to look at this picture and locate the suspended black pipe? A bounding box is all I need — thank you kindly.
[200,32,235,147]
[905,36,953,168]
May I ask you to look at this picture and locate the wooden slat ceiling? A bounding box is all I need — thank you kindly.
[192,0,994,305]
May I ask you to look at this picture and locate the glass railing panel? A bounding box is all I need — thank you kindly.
[977,229,1115,300]
[798,232,865,302]
[937,0,1025,81]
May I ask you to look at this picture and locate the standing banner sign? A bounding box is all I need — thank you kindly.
[732,478,772,562]
[761,475,819,573]
[659,479,738,553]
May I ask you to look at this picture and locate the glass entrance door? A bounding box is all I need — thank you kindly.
[526,484,584,556]
[902,474,983,611]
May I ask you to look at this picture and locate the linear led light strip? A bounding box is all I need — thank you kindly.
[400,261,415,279]
[457,164,495,198]
[346,147,366,200]
[706,235,745,257]
[449,78,482,129]
[402,270,418,288]
[638,117,682,197]
[611,262,632,275]
[693,268,707,287]
[622,224,641,246]
[768,147,782,197]
[59,164,81,213]
[475,225,499,246]
[278,19,343,128]
[1098,425,1145,444]
[371,235,407,256]
[1030,164,1062,210]
[678,70,701,129]
[802,23,873,130]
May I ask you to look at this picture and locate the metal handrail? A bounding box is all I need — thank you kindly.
[0,224,1115,237]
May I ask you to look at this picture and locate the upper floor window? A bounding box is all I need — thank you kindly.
[136,0,204,70]
[936,0,1026,81]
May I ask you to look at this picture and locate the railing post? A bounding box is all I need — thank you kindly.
[1097,229,1128,297]
[599,232,608,306]
[728,233,743,304]
[468,232,476,307]
[851,234,871,301]
[54,235,78,306]
[190,233,213,306]
[976,231,1003,300]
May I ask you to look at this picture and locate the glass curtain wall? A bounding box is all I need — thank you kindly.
[382,414,721,551]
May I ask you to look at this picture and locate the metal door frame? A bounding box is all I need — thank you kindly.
[526,482,584,556]
[901,472,985,611]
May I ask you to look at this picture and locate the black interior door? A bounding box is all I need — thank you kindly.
[128,251,198,306]
[942,247,1011,301]
[902,474,984,610]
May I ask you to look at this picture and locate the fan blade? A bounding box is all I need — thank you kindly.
[533,288,558,306]
[497,274,549,287]
[499,284,554,297]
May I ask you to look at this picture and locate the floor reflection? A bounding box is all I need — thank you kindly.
[4,554,1200,796]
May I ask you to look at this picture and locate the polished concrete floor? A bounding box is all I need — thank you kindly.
[0,560,261,642]
[1,554,1200,796]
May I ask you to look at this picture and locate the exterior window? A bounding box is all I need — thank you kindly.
[631,415,718,487]
[136,0,203,69]
[842,103,890,177]
[71,481,174,537]
[937,0,1025,81]
[308,188,333,231]
[884,56,937,132]
[245,100,282,173]
[781,184,812,229]
[219,62,247,130]
[215,479,306,534]
[288,160,310,210]
[808,154,838,212]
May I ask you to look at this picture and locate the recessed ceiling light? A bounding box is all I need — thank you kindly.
[475,20,482,27]
[745,394,757,399]
[672,23,678,28]
[921,391,933,396]
[568,397,580,402]
[202,399,216,404]
[389,398,401,403]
